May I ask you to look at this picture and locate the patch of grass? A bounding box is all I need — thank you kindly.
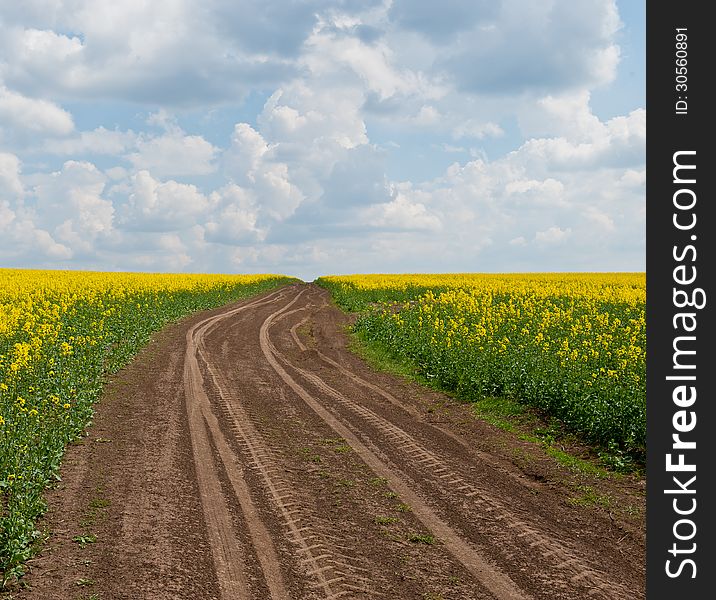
[370,477,388,486]
[543,445,605,477]
[621,504,642,519]
[75,578,95,587]
[383,491,399,499]
[299,448,322,463]
[347,327,644,477]
[80,495,111,529]
[348,331,426,382]
[475,398,620,479]
[567,485,613,509]
[396,503,412,513]
[72,534,96,549]
[319,438,344,445]
[471,396,527,432]
[407,533,436,545]
[335,479,355,488]
[374,516,399,525]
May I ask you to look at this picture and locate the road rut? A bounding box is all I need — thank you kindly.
[15,283,645,599]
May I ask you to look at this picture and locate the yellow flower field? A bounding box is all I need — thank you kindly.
[317,273,646,455]
[0,269,294,583]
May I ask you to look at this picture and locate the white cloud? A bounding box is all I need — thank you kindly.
[361,193,442,231]
[29,161,114,255]
[128,130,218,177]
[535,226,572,244]
[303,15,441,103]
[224,123,272,178]
[413,105,440,125]
[259,86,368,150]
[0,200,15,229]
[0,213,73,263]
[620,169,645,187]
[504,178,567,207]
[16,222,73,260]
[204,184,264,245]
[452,120,504,140]
[0,1,303,106]
[120,170,209,232]
[441,0,622,94]
[517,105,645,170]
[0,152,24,198]
[583,206,615,232]
[0,86,74,139]
[224,123,304,220]
[0,1,643,277]
[44,126,137,155]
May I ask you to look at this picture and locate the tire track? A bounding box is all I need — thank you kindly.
[196,305,376,599]
[184,290,289,599]
[19,282,643,600]
[269,289,635,600]
[185,287,374,599]
[285,297,544,492]
[260,291,530,600]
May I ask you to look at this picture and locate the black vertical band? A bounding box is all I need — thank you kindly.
[646,3,713,597]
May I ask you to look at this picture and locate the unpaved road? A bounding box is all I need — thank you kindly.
[14,283,645,599]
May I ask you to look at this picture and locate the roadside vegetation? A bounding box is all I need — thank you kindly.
[317,273,645,468]
[0,269,295,587]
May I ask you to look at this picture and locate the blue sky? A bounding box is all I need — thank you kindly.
[0,0,645,281]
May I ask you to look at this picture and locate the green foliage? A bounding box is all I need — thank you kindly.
[0,275,294,585]
[319,274,646,459]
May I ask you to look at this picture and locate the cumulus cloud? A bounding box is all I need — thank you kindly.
[259,86,368,151]
[0,152,24,198]
[0,0,644,277]
[28,160,114,256]
[44,127,137,155]
[0,219,73,262]
[119,170,209,232]
[0,1,305,106]
[388,0,497,43]
[204,184,264,245]
[0,86,74,143]
[535,226,572,244]
[224,123,304,220]
[361,193,442,231]
[440,0,622,94]
[128,130,218,177]
[0,159,75,264]
[452,120,504,140]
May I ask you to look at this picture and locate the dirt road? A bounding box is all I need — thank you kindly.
[16,283,645,599]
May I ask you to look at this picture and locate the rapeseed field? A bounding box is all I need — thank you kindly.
[0,269,294,584]
[318,273,645,455]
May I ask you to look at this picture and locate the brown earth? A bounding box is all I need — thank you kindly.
[9,283,645,599]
